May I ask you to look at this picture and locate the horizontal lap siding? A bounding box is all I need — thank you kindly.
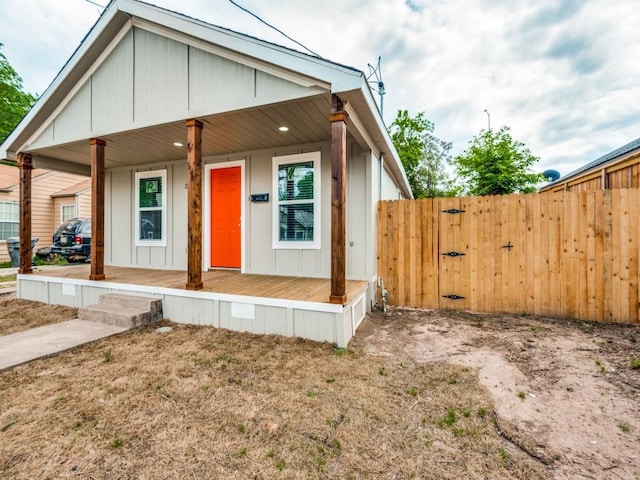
[378,190,639,324]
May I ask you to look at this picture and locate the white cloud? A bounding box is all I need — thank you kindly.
[1,0,639,177]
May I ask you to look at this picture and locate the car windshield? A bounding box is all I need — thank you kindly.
[57,219,83,234]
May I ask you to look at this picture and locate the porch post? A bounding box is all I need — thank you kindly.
[17,152,33,274]
[329,94,348,304]
[186,119,204,290]
[89,138,106,281]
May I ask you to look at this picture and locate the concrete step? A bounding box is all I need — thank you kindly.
[98,293,162,314]
[78,293,162,328]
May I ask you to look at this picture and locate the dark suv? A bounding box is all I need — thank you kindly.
[51,218,91,262]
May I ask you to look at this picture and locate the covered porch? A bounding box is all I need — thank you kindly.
[17,265,370,347]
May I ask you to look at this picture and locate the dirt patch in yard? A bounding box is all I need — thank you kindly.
[353,308,640,480]
[0,302,548,479]
[1,300,638,479]
[0,298,77,335]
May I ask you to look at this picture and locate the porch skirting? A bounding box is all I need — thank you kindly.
[16,271,371,348]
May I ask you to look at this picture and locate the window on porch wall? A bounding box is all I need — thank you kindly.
[0,201,19,240]
[272,151,321,249]
[135,170,167,247]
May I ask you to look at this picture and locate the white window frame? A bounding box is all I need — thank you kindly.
[272,151,321,250]
[60,204,76,223]
[0,200,19,241]
[135,169,167,247]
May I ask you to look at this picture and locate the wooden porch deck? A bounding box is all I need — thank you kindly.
[33,265,368,304]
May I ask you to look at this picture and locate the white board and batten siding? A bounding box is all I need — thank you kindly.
[104,140,376,283]
[17,275,368,347]
[28,27,325,150]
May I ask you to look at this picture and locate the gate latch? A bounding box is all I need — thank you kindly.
[442,251,465,257]
[442,208,465,214]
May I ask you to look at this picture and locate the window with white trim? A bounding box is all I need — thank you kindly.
[272,151,321,249]
[135,170,167,246]
[60,204,76,223]
[0,201,19,241]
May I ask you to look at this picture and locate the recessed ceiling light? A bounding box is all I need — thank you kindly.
[173,142,183,147]
[278,126,289,132]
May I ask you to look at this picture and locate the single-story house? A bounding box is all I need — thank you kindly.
[541,137,640,192]
[0,0,411,346]
[0,164,91,263]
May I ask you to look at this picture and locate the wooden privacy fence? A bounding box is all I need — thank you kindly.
[377,190,639,323]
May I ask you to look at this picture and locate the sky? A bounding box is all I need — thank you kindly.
[1,0,639,177]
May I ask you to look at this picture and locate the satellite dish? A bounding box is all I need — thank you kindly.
[542,169,561,182]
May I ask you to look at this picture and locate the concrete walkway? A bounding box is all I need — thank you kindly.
[0,319,128,371]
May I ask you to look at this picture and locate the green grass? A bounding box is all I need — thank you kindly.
[517,391,526,400]
[438,408,457,427]
[631,358,640,370]
[111,438,124,449]
[0,273,16,282]
[499,446,510,465]
[407,386,419,397]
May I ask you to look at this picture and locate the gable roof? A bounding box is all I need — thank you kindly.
[0,0,411,198]
[51,178,92,198]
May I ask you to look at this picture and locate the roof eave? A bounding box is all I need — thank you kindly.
[340,78,412,199]
[0,3,128,159]
[542,140,640,191]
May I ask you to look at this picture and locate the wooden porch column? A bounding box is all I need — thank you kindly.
[329,94,348,304]
[186,119,204,290]
[17,152,33,274]
[90,138,106,281]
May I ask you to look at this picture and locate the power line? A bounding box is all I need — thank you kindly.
[83,0,105,8]
[227,0,321,58]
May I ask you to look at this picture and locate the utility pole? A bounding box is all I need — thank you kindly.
[483,109,491,130]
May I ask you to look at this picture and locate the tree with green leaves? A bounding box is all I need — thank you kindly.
[0,43,37,143]
[389,110,454,198]
[452,126,543,196]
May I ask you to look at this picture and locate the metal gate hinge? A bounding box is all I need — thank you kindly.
[442,251,465,257]
[442,294,466,300]
[442,208,465,214]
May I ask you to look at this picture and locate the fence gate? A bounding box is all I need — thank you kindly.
[377,191,640,324]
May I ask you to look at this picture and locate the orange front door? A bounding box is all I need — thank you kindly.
[211,166,241,268]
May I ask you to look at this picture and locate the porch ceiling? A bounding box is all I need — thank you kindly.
[28,95,333,170]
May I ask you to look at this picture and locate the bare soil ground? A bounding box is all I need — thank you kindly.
[0,300,638,479]
[353,308,640,480]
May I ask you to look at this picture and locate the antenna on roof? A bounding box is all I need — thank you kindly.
[367,56,386,115]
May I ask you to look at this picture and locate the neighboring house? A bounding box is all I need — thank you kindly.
[0,0,411,346]
[51,179,92,226]
[541,137,640,192]
[0,164,90,263]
